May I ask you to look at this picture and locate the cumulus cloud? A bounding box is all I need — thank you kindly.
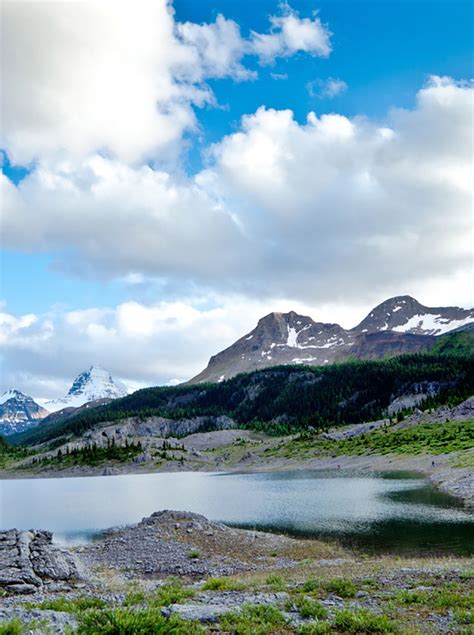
[177,14,255,81]
[1,77,472,303]
[250,5,332,63]
[307,77,348,98]
[0,1,331,165]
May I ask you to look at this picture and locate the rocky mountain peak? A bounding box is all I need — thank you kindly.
[354,295,474,336]
[190,295,474,384]
[0,390,49,436]
[45,366,128,413]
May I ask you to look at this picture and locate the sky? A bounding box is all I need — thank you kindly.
[0,0,473,400]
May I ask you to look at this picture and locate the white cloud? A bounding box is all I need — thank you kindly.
[307,77,348,98]
[177,14,255,81]
[250,5,331,64]
[0,295,348,399]
[0,1,332,165]
[1,77,473,305]
[0,0,208,165]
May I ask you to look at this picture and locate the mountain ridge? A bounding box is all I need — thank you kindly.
[190,295,474,383]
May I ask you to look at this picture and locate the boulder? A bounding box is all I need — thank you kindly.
[0,529,86,594]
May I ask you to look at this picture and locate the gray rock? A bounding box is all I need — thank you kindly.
[162,603,230,623]
[0,529,86,594]
[0,607,77,634]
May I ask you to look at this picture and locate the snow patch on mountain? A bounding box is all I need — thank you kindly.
[0,389,23,405]
[45,365,128,413]
[393,314,474,336]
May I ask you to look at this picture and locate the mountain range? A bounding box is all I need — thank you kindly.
[0,366,127,436]
[2,296,473,436]
[190,295,474,383]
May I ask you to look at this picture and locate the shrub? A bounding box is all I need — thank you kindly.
[0,620,25,635]
[294,597,328,620]
[266,574,286,591]
[187,549,201,560]
[27,595,106,614]
[202,577,246,591]
[151,579,195,607]
[76,607,204,634]
[302,578,321,593]
[325,578,357,598]
[333,608,397,633]
[220,603,289,635]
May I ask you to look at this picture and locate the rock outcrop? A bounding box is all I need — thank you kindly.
[0,529,85,594]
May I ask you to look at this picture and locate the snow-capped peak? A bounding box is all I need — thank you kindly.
[0,390,49,436]
[45,365,128,413]
[0,389,25,405]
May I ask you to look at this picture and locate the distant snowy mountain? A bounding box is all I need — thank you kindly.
[45,365,128,413]
[190,295,474,383]
[0,390,49,436]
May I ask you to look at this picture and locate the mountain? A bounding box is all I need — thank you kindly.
[190,296,474,383]
[44,366,128,413]
[0,390,49,436]
[12,352,474,447]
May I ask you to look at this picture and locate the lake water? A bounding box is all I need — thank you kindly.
[1,470,473,554]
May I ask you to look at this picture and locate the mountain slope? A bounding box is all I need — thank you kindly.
[0,390,49,436]
[12,352,474,446]
[45,366,128,413]
[190,296,474,383]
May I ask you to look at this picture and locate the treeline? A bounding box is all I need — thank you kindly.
[29,438,144,468]
[13,352,474,446]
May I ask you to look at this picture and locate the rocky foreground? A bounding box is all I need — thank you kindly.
[1,511,473,634]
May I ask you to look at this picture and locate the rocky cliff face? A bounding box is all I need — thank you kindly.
[0,390,49,436]
[190,296,473,383]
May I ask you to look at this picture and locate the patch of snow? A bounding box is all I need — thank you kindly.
[287,326,299,347]
[392,306,402,312]
[392,313,474,335]
[245,334,253,340]
[218,375,225,383]
[0,389,24,405]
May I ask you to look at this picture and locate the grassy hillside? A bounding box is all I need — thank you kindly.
[12,353,474,447]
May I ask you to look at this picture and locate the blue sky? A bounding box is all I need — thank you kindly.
[1,0,472,395]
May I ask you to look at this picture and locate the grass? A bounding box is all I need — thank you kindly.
[151,579,195,607]
[76,607,204,634]
[187,548,201,559]
[325,578,357,598]
[0,620,25,635]
[202,577,247,591]
[333,608,397,633]
[25,595,107,613]
[292,597,328,620]
[282,420,474,458]
[395,586,474,610]
[220,603,291,635]
[266,574,287,591]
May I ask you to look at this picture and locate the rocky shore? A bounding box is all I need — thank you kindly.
[1,511,473,634]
